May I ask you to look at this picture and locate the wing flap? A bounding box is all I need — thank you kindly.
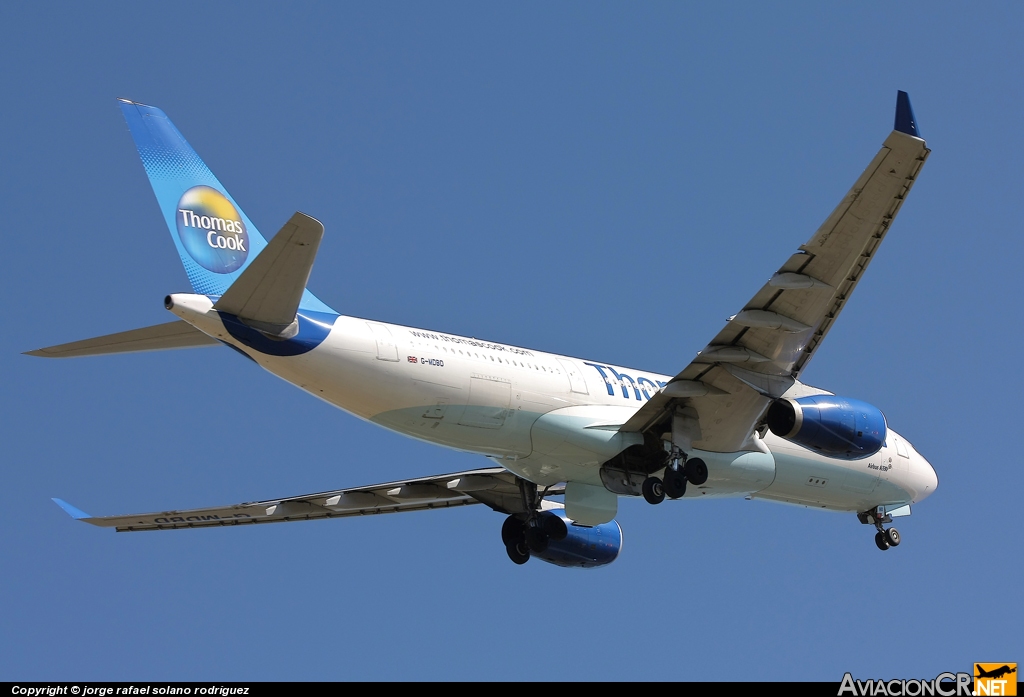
[25,320,219,358]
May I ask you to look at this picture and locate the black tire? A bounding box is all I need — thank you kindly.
[885,528,901,547]
[541,512,568,541]
[664,468,687,499]
[642,477,666,505]
[685,458,709,486]
[506,541,530,565]
[874,531,890,551]
[525,525,549,553]
[501,515,525,546]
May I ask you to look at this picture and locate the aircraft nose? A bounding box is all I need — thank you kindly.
[913,450,938,502]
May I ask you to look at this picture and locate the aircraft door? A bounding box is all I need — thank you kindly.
[881,436,910,482]
[367,322,399,361]
[557,358,589,395]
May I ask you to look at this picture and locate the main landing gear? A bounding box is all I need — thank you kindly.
[642,447,708,505]
[502,479,568,565]
[502,512,567,564]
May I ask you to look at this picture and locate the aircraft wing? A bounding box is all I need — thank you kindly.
[53,467,560,532]
[620,92,930,452]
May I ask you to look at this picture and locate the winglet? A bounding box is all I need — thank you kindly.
[894,91,921,137]
[52,498,91,520]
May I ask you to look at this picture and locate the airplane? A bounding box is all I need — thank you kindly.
[33,91,938,568]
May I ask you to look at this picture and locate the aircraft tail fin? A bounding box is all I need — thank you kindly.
[213,212,325,336]
[117,99,333,312]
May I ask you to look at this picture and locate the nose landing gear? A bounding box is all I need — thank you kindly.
[859,507,901,551]
[875,526,901,549]
[874,527,901,550]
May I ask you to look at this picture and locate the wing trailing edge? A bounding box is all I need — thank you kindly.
[52,467,564,532]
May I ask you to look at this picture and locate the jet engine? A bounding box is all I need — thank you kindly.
[766,395,886,459]
[504,512,622,568]
[535,513,622,568]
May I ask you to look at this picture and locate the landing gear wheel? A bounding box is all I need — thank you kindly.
[885,527,901,547]
[501,515,525,546]
[874,531,890,551]
[506,541,530,565]
[540,512,567,541]
[642,477,665,505]
[685,458,708,486]
[664,468,688,499]
[525,525,549,553]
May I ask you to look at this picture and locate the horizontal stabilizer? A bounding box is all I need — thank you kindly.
[213,212,324,335]
[25,320,219,358]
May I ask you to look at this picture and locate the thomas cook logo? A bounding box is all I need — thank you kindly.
[176,185,249,274]
[975,664,1017,696]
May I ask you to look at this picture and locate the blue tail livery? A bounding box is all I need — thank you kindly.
[118,99,332,313]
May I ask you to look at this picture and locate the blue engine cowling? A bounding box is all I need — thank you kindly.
[534,512,622,568]
[766,395,887,460]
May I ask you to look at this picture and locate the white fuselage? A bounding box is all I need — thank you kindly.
[169,294,938,514]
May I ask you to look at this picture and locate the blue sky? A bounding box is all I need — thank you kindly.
[1,2,1020,681]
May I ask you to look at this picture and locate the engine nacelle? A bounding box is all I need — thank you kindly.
[766,395,886,460]
[534,513,622,568]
